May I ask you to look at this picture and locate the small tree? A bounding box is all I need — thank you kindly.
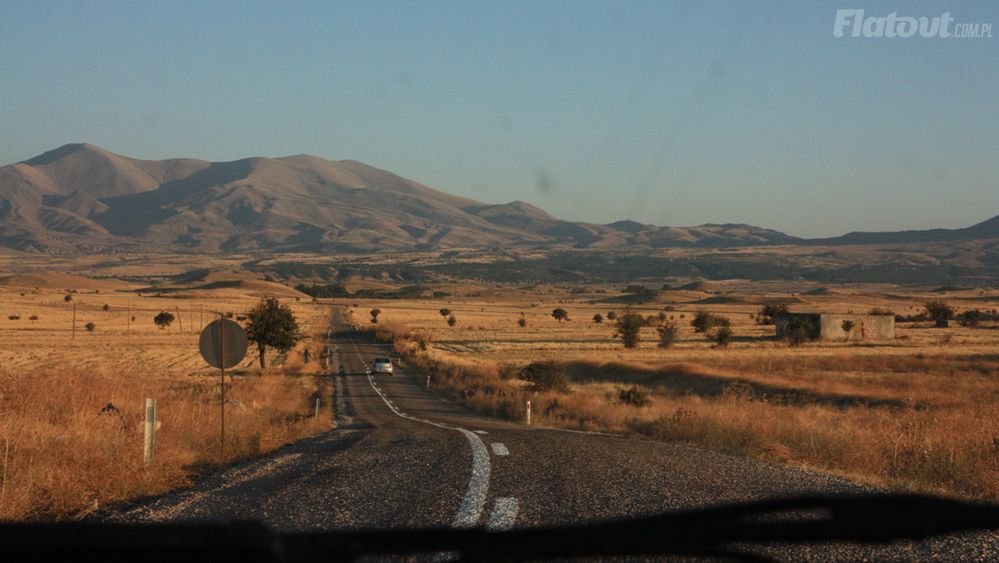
[517,316,527,328]
[712,326,733,347]
[691,310,729,333]
[592,313,603,324]
[245,297,301,369]
[614,309,646,349]
[785,317,816,347]
[153,311,175,329]
[841,319,855,341]
[552,308,569,323]
[656,321,679,348]
[447,315,457,327]
[926,300,954,326]
[85,322,96,332]
[370,308,381,324]
[606,311,617,321]
[758,303,789,325]
[102,304,110,312]
[64,294,73,303]
[439,308,451,319]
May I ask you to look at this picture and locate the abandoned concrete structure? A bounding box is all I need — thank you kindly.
[775,313,895,341]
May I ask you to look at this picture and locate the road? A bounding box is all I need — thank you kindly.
[111,309,997,560]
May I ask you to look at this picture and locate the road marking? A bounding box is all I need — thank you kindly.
[344,334,492,529]
[490,442,509,456]
[486,497,519,531]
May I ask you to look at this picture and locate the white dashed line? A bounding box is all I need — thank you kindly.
[490,442,509,456]
[486,497,519,531]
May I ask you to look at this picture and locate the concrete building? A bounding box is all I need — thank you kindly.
[775,313,895,342]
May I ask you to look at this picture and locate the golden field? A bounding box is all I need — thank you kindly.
[343,282,999,501]
[0,272,332,520]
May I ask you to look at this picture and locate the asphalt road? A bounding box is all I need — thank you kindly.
[111,309,998,561]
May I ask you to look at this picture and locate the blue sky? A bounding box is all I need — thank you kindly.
[1,1,996,237]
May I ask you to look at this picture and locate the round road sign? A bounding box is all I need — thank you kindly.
[199,318,248,369]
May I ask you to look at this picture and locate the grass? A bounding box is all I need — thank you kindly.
[361,315,999,502]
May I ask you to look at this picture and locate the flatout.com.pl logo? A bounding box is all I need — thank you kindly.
[834,9,993,39]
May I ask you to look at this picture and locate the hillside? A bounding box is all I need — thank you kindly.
[0,144,995,254]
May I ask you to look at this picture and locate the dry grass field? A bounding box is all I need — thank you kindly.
[343,282,999,501]
[0,271,332,520]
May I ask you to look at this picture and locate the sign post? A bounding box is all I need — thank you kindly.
[199,317,248,464]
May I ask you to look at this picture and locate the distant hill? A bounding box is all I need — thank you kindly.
[0,143,995,254]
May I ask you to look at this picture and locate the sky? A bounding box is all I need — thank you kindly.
[1,0,996,237]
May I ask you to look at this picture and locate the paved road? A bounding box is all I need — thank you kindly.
[111,309,997,560]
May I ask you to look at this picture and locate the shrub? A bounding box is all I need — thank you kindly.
[712,326,733,347]
[153,311,175,329]
[8,315,20,321]
[618,385,650,407]
[606,311,617,321]
[958,309,984,328]
[439,308,451,318]
[656,322,679,348]
[592,313,603,324]
[784,317,816,346]
[447,315,457,327]
[869,307,895,316]
[552,308,569,322]
[519,361,570,393]
[102,304,110,312]
[691,310,729,333]
[614,309,646,348]
[926,300,954,324]
[29,315,38,321]
[758,303,789,325]
[841,319,855,340]
[63,294,72,302]
[517,316,527,328]
[370,308,381,323]
[84,322,96,332]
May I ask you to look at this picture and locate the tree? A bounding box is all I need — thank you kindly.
[370,308,381,324]
[758,303,789,325]
[614,309,645,348]
[606,311,617,321]
[64,294,73,303]
[245,297,301,369]
[926,300,954,326]
[439,308,451,319]
[785,317,815,346]
[447,315,457,327]
[841,319,855,341]
[712,326,733,347]
[691,310,729,333]
[84,322,96,332]
[656,321,679,348]
[592,313,603,324]
[552,308,569,322]
[153,311,175,329]
[517,316,527,328]
[102,304,110,312]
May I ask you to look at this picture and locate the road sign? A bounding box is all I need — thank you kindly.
[199,318,248,369]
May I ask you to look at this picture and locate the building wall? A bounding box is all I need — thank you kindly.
[775,313,894,341]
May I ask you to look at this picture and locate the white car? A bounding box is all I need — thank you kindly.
[372,357,394,375]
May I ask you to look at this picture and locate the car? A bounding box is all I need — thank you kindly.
[371,357,394,375]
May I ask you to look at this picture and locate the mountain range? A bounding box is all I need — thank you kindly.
[0,143,996,254]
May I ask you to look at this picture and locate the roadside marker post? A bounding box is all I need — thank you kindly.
[143,398,157,464]
[426,374,431,389]
[526,400,532,426]
[314,397,320,419]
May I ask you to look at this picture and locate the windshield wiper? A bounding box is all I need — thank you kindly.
[2,493,997,561]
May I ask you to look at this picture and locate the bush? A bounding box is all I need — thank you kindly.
[691,310,729,333]
[519,361,570,393]
[64,294,73,302]
[517,316,527,327]
[439,308,451,318]
[614,309,646,348]
[712,326,733,347]
[656,321,679,348]
[606,311,617,321]
[758,303,789,325]
[29,315,38,321]
[592,313,603,324]
[370,308,381,323]
[552,308,569,322]
[153,311,175,329]
[869,307,895,316]
[618,385,650,407]
[784,317,816,346]
[926,300,954,323]
[447,315,457,327]
[84,322,96,332]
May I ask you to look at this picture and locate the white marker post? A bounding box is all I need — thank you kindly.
[526,400,532,426]
[143,398,157,464]
[426,374,431,389]
[314,397,320,419]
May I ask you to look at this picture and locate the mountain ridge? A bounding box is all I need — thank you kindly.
[0,144,995,254]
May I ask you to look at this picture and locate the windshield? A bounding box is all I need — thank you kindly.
[0,1,996,560]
